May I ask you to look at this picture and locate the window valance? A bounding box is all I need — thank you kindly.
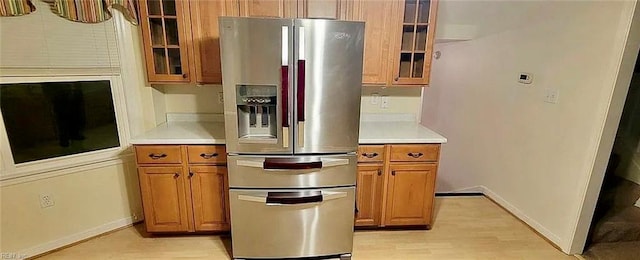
[0,0,138,24]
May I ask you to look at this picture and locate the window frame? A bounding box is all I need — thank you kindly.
[0,75,131,181]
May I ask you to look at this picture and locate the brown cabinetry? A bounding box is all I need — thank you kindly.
[138,0,235,84]
[356,144,440,228]
[351,0,438,86]
[238,0,347,19]
[135,145,230,232]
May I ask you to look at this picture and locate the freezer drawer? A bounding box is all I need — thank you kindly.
[227,154,356,188]
[230,187,355,259]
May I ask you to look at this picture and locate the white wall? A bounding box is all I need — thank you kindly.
[421,0,636,254]
[0,11,157,257]
[158,85,423,117]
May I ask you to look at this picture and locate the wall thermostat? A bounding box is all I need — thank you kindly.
[518,73,533,84]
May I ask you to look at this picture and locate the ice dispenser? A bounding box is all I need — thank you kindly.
[236,85,278,142]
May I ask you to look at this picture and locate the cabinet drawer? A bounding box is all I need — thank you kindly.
[357,145,385,162]
[389,144,439,162]
[188,145,226,164]
[135,145,182,164]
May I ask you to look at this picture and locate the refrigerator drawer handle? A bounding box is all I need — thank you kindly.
[320,158,350,168]
[236,160,263,168]
[267,191,322,205]
[263,159,322,170]
[237,191,347,205]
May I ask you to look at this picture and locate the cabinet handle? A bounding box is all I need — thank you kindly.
[200,153,219,159]
[182,73,188,79]
[173,173,180,178]
[148,153,167,160]
[377,169,382,176]
[394,76,399,81]
[391,170,396,176]
[407,152,424,158]
[362,152,378,158]
[189,172,194,178]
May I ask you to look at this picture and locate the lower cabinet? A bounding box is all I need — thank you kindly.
[385,163,436,226]
[355,164,384,227]
[135,145,229,233]
[356,144,440,229]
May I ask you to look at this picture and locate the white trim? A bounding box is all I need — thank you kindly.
[0,75,132,180]
[18,216,140,259]
[0,155,134,187]
[480,186,563,249]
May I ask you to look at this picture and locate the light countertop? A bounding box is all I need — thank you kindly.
[130,114,446,145]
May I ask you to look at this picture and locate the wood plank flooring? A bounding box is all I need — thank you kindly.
[36,196,576,259]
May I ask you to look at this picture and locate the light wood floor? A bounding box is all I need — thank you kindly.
[37,196,576,259]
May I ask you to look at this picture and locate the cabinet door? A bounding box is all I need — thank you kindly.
[190,1,236,84]
[138,166,191,232]
[298,0,348,19]
[355,164,384,227]
[390,0,438,85]
[351,0,395,85]
[138,0,193,83]
[189,166,230,231]
[384,163,436,227]
[238,0,296,18]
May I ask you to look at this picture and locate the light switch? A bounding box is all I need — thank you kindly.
[544,88,559,104]
[371,93,380,105]
[380,96,389,109]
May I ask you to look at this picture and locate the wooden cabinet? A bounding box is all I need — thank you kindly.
[238,0,347,19]
[138,166,191,232]
[138,0,193,83]
[355,164,384,226]
[385,163,436,226]
[135,145,230,233]
[351,0,438,86]
[390,0,438,85]
[138,0,235,84]
[238,0,296,18]
[356,144,440,229]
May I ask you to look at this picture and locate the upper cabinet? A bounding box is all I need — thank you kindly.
[137,0,438,86]
[391,0,438,86]
[139,0,193,83]
[237,0,347,19]
[354,0,438,86]
[138,0,235,84]
[238,0,296,18]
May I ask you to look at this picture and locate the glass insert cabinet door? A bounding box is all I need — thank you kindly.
[393,0,438,86]
[138,0,192,83]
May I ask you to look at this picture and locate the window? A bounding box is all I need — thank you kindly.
[1,80,120,164]
[0,76,129,180]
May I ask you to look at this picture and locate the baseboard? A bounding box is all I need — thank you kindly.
[20,216,137,258]
[440,185,486,193]
[480,186,564,251]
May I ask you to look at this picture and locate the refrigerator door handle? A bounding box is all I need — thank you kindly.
[281,26,290,148]
[297,26,306,148]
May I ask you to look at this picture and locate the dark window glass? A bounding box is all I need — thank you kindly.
[0,80,120,164]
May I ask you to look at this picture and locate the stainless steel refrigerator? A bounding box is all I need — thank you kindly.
[219,17,364,260]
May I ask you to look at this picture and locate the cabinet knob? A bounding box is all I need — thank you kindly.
[394,76,399,81]
[189,172,194,178]
[182,73,188,79]
[173,173,180,178]
[377,169,382,176]
[391,170,396,176]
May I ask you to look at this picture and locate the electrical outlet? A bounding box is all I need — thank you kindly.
[544,88,560,104]
[217,92,224,104]
[39,194,55,208]
[380,96,389,109]
[371,93,380,105]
